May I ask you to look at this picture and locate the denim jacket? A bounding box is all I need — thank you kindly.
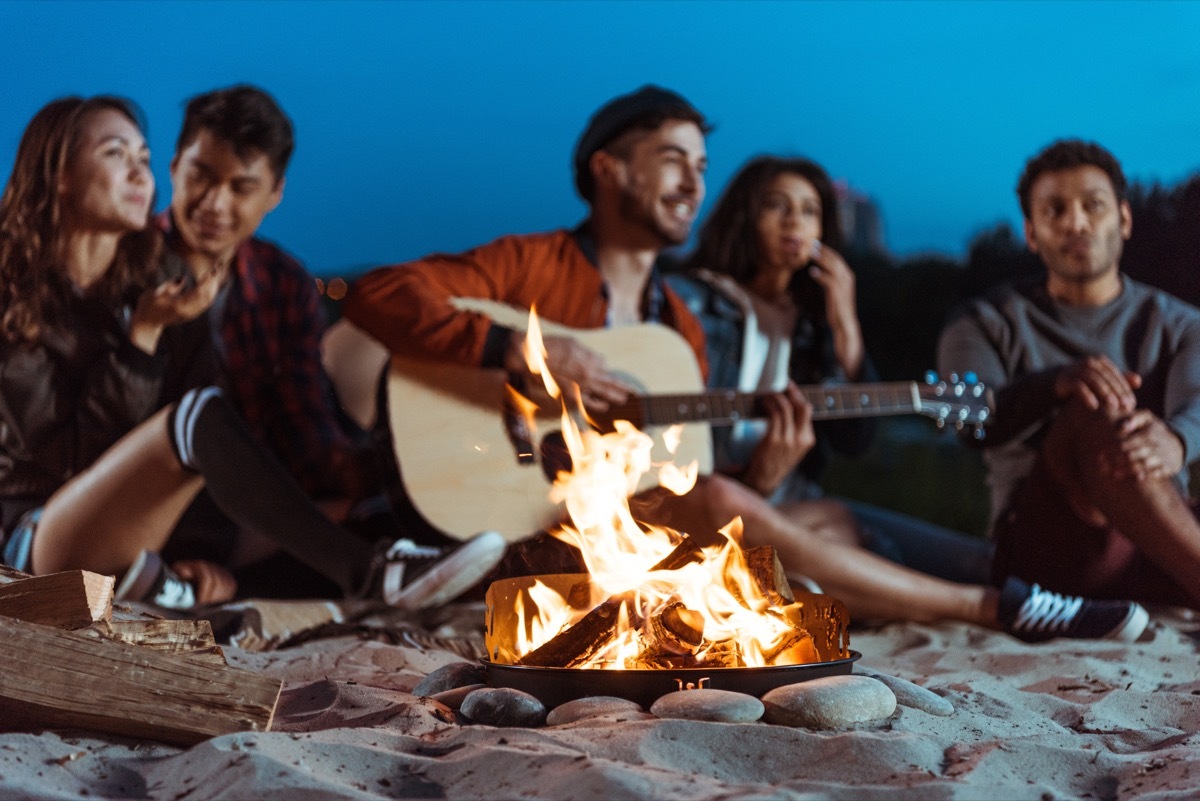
[665,270,878,504]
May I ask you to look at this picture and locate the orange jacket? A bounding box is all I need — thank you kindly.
[344,229,709,379]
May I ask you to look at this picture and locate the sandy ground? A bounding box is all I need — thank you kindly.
[2,602,1198,801]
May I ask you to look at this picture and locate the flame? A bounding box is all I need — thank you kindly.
[508,308,819,669]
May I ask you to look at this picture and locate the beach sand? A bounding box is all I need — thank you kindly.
[2,601,1198,800]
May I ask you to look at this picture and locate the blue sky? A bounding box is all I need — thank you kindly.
[2,0,1199,276]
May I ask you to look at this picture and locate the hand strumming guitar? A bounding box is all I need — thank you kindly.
[504,330,633,413]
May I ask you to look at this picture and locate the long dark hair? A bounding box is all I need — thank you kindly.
[685,155,842,319]
[0,96,161,344]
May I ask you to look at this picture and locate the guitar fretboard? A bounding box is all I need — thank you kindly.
[605,382,921,426]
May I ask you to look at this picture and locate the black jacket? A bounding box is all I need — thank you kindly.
[0,280,213,532]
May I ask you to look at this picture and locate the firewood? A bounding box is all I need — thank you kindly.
[517,590,636,668]
[0,570,113,629]
[79,619,227,665]
[516,536,706,668]
[694,639,743,668]
[0,615,280,746]
[649,535,706,572]
[647,601,704,655]
[742,546,795,606]
[0,563,30,584]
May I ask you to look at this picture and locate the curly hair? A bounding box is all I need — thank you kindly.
[1016,139,1128,220]
[0,96,160,344]
[683,155,842,316]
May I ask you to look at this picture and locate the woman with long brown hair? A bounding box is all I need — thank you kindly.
[0,96,503,609]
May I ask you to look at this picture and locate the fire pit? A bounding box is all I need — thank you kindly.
[476,310,860,709]
[484,573,858,708]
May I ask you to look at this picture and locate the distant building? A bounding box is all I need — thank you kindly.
[834,179,887,255]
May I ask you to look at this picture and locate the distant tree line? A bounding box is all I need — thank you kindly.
[850,172,1200,382]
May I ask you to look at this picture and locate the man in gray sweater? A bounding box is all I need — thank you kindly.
[939,139,1200,612]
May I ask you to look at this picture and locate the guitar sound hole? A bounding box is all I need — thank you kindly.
[540,431,574,484]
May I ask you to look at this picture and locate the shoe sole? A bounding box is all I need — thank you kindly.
[386,531,506,610]
[1106,601,1150,643]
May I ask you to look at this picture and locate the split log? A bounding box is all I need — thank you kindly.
[0,614,280,746]
[517,590,636,668]
[0,570,113,629]
[742,546,794,606]
[518,535,704,667]
[0,563,30,584]
[79,619,227,666]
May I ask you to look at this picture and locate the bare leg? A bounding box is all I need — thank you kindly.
[1048,400,1200,606]
[633,475,998,626]
[32,407,203,576]
[774,498,863,548]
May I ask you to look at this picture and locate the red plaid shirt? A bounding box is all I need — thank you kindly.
[158,213,354,496]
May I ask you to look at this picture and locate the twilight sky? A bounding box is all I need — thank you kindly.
[2,0,1199,276]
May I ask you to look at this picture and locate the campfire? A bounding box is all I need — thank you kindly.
[484,312,852,703]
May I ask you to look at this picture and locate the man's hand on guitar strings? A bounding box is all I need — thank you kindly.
[741,382,816,497]
[506,332,632,413]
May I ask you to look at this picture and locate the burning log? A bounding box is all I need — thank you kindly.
[512,540,822,670]
[743,546,795,606]
[516,536,705,668]
[651,602,705,655]
[517,590,636,668]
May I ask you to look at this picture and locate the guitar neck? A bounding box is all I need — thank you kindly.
[605,382,921,427]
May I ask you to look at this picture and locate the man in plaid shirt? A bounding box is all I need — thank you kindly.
[158,87,375,584]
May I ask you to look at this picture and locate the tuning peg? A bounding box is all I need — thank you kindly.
[963,371,978,385]
[924,370,939,385]
[948,373,959,385]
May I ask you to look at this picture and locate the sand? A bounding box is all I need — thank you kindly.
[2,601,1198,800]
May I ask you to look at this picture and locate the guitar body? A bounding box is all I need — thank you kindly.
[387,301,714,543]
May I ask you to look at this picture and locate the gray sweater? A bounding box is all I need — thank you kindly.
[937,275,1200,531]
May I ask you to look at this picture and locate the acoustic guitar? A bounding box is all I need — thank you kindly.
[386,298,990,543]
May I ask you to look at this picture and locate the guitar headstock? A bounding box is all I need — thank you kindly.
[917,372,991,439]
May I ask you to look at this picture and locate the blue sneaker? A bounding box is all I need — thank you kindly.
[998,577,1148,643]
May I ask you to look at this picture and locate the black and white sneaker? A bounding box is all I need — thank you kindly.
[379,531,506,610]
[998,577,1148,643]
[114,549,197,610]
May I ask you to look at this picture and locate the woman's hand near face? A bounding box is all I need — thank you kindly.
[128,266,223,354]
[808,243,865,380]
[741,382,816,497]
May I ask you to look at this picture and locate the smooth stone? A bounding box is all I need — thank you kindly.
[461,687,547,727]
[547,696,643,726]
[413,662,487,697]
[429,683,487,711]
[762,675,896,729]
[650,689,765,723]
[858,669,954,716]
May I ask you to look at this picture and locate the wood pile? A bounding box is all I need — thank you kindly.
[0,564,281,746]
[513,542,822,670]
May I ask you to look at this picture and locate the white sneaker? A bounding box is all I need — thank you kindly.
[115,550,197,610]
